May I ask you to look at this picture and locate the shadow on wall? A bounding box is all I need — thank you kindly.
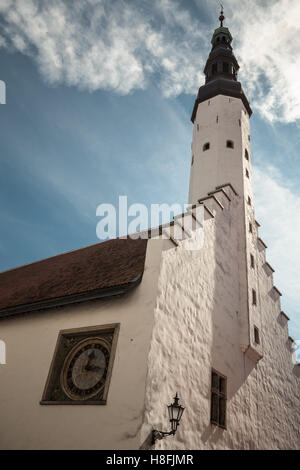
[203,195,256,448]
[292,365,300,378]
[277,313,288,328]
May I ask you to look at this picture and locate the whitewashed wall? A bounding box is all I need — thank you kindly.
[0,239,163,450]
[140,189,300,449]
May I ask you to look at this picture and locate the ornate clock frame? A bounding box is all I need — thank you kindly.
[40,323,120,405]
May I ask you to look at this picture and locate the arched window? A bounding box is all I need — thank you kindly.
[212,63,218,74]
[245,149,249,160]
[203,142,210,151]
[226,140,234,149]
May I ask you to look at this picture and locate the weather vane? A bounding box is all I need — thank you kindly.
[219,4,225,27]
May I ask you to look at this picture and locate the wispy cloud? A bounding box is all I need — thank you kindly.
[253,164,300,339]
[1,0,299,123]
[228,0,300,123]
[0,0,205,96]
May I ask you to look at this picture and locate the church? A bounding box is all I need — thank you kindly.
[0,12,299,450]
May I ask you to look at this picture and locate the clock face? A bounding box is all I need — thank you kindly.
[61,337,110,400]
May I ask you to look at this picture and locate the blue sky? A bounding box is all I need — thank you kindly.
[0,0,300,342]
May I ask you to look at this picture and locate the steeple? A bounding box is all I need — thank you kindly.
[219,4,225,27]
[191,10,252,122]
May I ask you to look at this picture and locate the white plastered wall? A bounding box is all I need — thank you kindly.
[140,189,300,449]
[0,238,163,450]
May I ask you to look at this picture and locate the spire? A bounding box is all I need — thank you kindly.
[219,4,225,27]
[190,11,252,122]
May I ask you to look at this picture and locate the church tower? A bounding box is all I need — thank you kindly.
[189,9,261,363]
[0,8,299,451]
[189,7,252,203]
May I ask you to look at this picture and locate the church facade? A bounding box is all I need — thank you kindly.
[0,14,299,450]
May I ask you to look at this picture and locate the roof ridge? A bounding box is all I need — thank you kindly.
[0,237,128,276]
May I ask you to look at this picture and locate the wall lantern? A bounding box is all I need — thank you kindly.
[152,393,185,444]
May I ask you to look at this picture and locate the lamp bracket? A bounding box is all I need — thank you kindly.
[152,429,175,444]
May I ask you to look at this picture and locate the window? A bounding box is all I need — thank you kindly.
[197,124,199,131]
[245,149,249,160]
[252,289,257,305]
[223,62,229,73]
[203,142,210,151]
[246,169,249,178]
[211,370,227,428]
[254,326,260,344]
[250,254,255,268]
[248,135,250,142]
[216,115,219,123]
[212,63,218,74]
[248,196,251,205]
[239,119,241,127]
[191,155,194,166]
[226,140,234,149]
[249,222,253,233]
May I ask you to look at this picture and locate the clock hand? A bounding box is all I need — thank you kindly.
[87,364,103,372]
[84,350,97,371]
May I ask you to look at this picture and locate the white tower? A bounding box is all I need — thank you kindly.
[189,9,262,362]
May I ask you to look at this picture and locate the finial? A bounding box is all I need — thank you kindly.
[219,4,225,27]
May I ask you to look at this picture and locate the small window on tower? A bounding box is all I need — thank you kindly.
[246,169,249,178]
[226,140,234,149]
[248,196,251,205]
[191,155,194,166]
[250,254,255,268]
[252,289,257,305]
[245,149,249,160]
[212,63,218,74]
[211,370,227,428]
[223,62,229,73]
[254,326,260,344]
[203,142,210,151]
[249,222,253,233]
[197,124,199,131]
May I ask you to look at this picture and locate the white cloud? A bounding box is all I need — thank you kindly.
[253,165,300,338]
[0,0,205,96]
[1,0,300,123]
[226,0,300,123]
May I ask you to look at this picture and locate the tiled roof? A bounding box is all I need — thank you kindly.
[0,238,148,318]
